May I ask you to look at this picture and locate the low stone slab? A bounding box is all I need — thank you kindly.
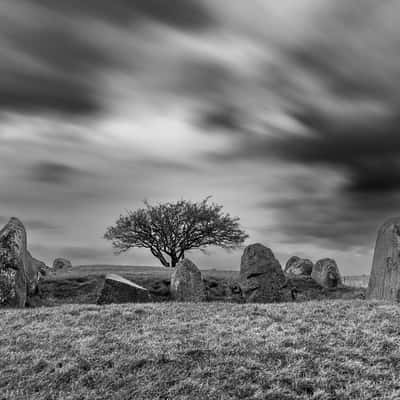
[97,273,151,305]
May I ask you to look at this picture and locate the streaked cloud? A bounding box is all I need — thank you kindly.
[0,0,397,274]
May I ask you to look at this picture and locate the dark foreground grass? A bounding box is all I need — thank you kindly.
[1,301,400,400]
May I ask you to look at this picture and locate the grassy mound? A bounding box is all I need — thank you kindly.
[1,300,400,399]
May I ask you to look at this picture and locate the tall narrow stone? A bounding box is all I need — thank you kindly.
[367,217,400,301]
[0,217,44,307]
[0,218,28,307]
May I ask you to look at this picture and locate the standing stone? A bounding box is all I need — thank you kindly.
[53,258,72,271]
[0,218,47,307]
[285,256,313,276]
[367,217,400,301]
[239,243,286,303]
[97,273,151,304]
[170,258,206,302]
[311,258,342,288]
[0,218,29,307]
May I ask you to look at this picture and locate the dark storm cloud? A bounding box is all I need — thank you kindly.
[195,0,400,254]
[198,105,243,132]
[258,194,397,252]
[30,162,82,184]
[203,1,400,196]
[0,71,101,115]
[37,0,214,30]
[215,108,400,194]
[0,0,214,115]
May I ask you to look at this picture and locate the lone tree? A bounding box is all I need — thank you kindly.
[104,198,248,267]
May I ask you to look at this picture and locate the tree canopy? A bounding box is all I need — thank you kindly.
[104,197,248,267]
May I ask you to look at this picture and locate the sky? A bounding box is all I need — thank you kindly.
[1,0,399,274]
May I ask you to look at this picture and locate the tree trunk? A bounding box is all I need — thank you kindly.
[171,253,178,268]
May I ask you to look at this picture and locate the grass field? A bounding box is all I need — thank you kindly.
[1,300,400,399]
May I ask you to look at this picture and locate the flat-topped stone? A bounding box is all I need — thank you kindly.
[97,273,151,304]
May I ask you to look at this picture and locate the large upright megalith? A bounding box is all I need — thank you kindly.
[240,243,286,303]
[367,217,400,301]
[0,218,29,307]
[0,217,44,307]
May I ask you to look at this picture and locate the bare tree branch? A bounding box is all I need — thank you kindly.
[104,198,248,267]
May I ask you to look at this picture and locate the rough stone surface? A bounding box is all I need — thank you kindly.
[0,218,49,307]
[53,258,72,271]
[0,218,30,307]
[203,278,244,303]
[148,279,170,298]
[97,273,151,305]
[367,217,400,301]
[170,258,206,302]
[285,256,313,276]
[311,258,342,288]
[239,243,286,303]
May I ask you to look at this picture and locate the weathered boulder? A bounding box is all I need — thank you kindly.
[367,218,400,301]
[0,217,37,307]
[311,258,342,288]
[285,256,313,276]
[203,278,244,303]
[170,258,206,302]
[148,279,170,298]
[239,243,286,303]
[97,273,151,305]
[53,258,72,271]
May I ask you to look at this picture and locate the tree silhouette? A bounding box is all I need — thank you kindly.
[104,197,248,267]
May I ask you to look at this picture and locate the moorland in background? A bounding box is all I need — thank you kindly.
[36,264,367,307]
